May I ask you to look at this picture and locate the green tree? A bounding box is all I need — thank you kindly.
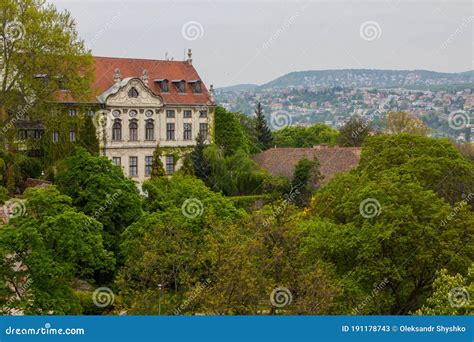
[273,123,339,147]
[359,134,474,205]
[214,106,248,156]
[292,157,322,205]
[0,0,93,151]
[55,148,142,256]
[235,112,261,154]
[385,112,429,136]
[203,145,269,196]
[0,186,113,314]
[337,116,371,147]
[416,265,473,315]
[254,102,273,150]
[191,133,211,182]
[292,157,322,188]
[118,175,245,314]
[150,144,165,178]
[303,171,473,314]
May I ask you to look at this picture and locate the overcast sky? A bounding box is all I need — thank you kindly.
[50,0,473,87]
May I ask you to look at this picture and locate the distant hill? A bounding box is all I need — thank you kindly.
[259,69,474,90]
[216,83,259,92]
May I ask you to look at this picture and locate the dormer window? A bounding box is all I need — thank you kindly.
[154,79,169,92]
[128,87,139,98]
[172,80,185,93]
[161,80,169,92]
[189,80,201,93]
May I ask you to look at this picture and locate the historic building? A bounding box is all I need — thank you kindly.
[91,50,215,182]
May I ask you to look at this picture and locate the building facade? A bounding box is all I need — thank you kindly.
[92,50,215,183]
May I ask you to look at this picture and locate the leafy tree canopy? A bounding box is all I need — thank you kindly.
[0,186,113,314]
[214,106,249,156]
[337,116,371,147]
[273,123,339,147]
[55,148,142,254]
[359,134,474,205]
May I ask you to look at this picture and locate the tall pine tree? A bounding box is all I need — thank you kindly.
[254,102,273,150]
[150,144,166,178]
[191,132,210,181]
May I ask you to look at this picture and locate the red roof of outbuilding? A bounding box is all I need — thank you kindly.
[92,56,212,105]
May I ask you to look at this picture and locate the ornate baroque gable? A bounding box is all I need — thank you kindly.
[105,78,163,107]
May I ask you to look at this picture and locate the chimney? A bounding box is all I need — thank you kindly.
[113,68,121,84]
[186,48,193,65]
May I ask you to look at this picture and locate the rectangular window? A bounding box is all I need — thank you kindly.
[161,80,169,92]
[183,110,192,118]
[183,123,192,140]
[112,157,121,166]
[33,130,43,139]
[176,81,185,93]
[199,123,208,137]
[129,156,138,177]
[166,155,175,175]
[193,82,202,93]
[68,109,77,117]
[166,123,175,140]
[52,131,59,143]
[18,130,27,140]
[199,110,208,118]
[87,109,95,116]
[69,129,76,142]
[166,110,175,118]
[145,156,153,177]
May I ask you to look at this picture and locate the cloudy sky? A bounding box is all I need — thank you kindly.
[51,0,473,87]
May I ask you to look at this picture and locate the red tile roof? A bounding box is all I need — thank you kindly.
[92,56,213,105]
[254,145,361,184]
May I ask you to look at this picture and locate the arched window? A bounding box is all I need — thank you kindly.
[129,120,138,141]
[128,87,139,98]
[145,120,154,141]
[112,120,122,141]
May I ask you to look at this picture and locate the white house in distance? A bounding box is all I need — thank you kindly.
[92,49,215,182]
